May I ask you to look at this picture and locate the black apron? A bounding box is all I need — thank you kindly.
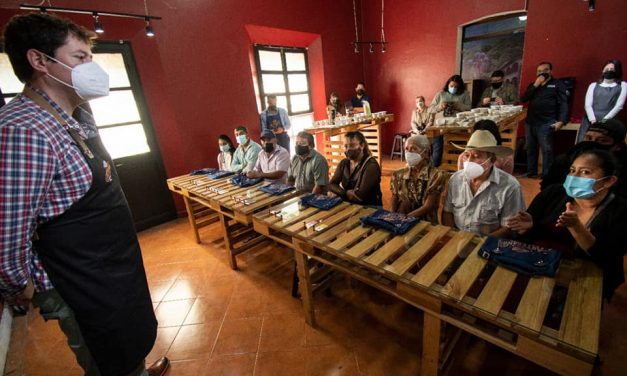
[26,88,157,376]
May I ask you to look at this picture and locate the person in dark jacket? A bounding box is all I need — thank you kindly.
[521,61,569,178]
[328,131,382,206]
[541,119,627,199]
[507,149,627,300]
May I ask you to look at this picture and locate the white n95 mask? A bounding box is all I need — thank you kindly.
[43,53,110,101]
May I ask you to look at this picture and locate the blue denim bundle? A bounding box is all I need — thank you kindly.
[478,237,562,277]
[189,168,217,176]
[258,183,295,195]
[206,170,235,179]
[299,194,342,210]
[230,175,263,187]
[360,209,420,235]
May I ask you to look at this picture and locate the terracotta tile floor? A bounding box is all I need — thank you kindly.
[5,161,627,375]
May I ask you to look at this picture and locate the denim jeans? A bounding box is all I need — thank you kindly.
[525,122,554,177]
[431,136,443,167]
[32,289,148,376]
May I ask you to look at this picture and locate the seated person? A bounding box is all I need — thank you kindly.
[247,130,290,183]
[391,135,447,223]
[217,134,235,171]
[442,130,525,237]
[231,126,262,173]
[507,149,627,299]
[327,91,344,121]
[479,70,520,107]
[410,96,434,135]
[457,120,514,174]
[287,131,329,194]
[350,82,371,113]
[328,131,382,206]
[541,119,627,198]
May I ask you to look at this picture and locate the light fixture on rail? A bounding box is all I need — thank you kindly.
[93,13,104,34]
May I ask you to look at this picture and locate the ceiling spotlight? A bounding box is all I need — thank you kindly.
[354,43,359,54]
[381,44,386,53]
[588,0,595,11]
[145,18,155,37]
[93,13,104,34]
[369,43,374,53]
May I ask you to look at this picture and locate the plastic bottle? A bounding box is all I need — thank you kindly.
[362,100,372,118]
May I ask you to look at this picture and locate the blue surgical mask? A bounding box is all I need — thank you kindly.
[219,144,230,152]
[563,175,609,199]
[236,135,248,145]
[448,86,457,95]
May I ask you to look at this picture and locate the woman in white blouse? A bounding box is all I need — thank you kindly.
[217,134,235,171]
[578,59,627,142]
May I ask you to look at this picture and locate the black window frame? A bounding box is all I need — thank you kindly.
[253,44,312,116]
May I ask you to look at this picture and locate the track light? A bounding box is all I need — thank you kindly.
[381,44,386,53]
[145,18,155,37]
[353,43,359,54]
[93,13,104,34]
[588,0,595,11]
[369,43,374,53]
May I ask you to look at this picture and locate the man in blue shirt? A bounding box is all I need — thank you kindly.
[260,94,291,152]
[231,126,262,173]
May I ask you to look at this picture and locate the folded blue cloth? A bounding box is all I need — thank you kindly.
[206,170,235,179]
[230,175,263,187]
[478,237,562,277]
[299,194,343,210]
[360,209,420,235]
[189,167,217,176]
[258,183,295,195]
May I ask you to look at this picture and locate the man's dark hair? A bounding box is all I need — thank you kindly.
[267,94,277,100]
[442,74,466,95]
[3,13,94,83]
[234,126,248,134]
[297,131,315,147]
[357,81,366,87]
[491,70,505,78]
[538,61,553,70]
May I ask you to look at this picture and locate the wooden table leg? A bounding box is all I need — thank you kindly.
[183,196,201,244]
[422,312,441,376]
[219,213,238,270]
[293,248,316,326]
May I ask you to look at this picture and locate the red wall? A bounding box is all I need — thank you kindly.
[0,0,365,176]
[361,0,627,152]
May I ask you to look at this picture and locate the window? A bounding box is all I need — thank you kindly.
[460,14,527,90]
[254,45,312,115]
[0,42,151,159]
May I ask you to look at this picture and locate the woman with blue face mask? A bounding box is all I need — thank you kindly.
[217,134,235,171]
[507,149,627,299]
[428,74,471,166]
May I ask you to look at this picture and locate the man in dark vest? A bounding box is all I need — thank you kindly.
[0,13,168,376]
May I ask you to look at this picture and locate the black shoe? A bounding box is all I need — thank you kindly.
[147,357,170,376]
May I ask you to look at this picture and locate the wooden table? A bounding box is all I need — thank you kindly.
[167,173,300,269]
[253,197,603,376]
[304,114,394,174]
[425,110,527,172]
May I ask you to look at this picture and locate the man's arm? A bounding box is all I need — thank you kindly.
[311,155,329,194]
[0,126,54,299]
[556,81,570,124]
[520,83,537,103]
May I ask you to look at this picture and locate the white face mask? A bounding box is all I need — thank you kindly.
[462,159,490,180]
[405,152,423,167]
[43,53,110,101]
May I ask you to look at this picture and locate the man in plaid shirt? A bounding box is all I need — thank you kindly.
[0,13,168,376]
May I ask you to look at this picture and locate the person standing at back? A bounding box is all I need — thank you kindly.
[578,59,627,142]
[0,13,168,376]
[521,61,569,178]
[260,94,291,151]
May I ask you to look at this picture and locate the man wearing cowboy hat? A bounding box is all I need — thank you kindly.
[442,130,526,237]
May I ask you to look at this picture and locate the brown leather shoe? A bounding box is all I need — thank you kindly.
[147,357,170,376]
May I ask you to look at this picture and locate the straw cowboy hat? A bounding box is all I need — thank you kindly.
[451,130,513,156]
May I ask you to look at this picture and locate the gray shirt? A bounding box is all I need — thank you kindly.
[444,167,525,235]
[287,149,329,192]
